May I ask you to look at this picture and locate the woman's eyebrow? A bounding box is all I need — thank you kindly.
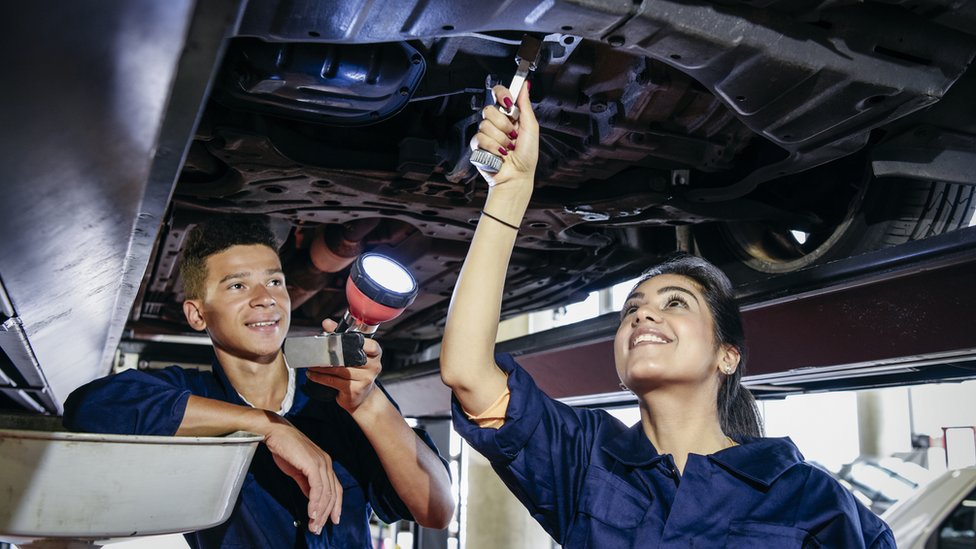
[657,285,701,304]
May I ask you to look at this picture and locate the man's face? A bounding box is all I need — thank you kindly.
[184,244,291,363]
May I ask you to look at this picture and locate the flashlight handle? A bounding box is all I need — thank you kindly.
[336,309,380,336]
[296,326,369,402]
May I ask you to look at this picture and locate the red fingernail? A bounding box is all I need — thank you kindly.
[508,142,516,151]
[503,97,513,109]
[509,131,518,139]
[498,147,508,156]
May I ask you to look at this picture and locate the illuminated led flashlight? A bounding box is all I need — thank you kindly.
[336,253,418,335]
[290,253,417,400]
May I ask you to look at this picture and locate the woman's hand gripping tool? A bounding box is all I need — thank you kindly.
[469,34,542,174]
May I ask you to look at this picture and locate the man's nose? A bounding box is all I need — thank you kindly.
[251,286,277,307]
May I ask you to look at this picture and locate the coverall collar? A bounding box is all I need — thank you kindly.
[601,423,805,487]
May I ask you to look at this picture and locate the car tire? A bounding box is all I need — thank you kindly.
[694,177,976,285]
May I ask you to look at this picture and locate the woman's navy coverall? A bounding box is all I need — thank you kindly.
[453,353,896,548]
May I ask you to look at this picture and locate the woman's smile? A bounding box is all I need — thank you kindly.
[629,327,673,349]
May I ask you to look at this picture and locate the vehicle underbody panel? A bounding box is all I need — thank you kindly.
[2,0,976,412]
[149,0,976,350]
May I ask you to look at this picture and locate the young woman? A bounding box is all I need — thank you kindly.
[440,84,894,547]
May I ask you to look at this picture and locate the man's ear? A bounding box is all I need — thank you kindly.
[717,344,741,375]
[183,300,207,332]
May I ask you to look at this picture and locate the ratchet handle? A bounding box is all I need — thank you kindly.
[470,88,520,175]
[470,35,542,175]
[470,148,504,173]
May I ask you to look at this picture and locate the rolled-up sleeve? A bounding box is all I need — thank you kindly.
[452,354,548,464]
[63,367,194,436]
[451,353,607,543]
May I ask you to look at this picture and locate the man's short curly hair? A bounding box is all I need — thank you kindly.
[179,215,280,300]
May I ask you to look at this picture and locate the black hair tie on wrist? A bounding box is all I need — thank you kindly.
[480,210,520,231]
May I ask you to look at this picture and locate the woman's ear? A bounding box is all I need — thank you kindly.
[183,300,207,332]
[717,344,741,375]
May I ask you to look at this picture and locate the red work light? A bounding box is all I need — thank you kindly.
[287,253,418,401]
[336,253,418,335]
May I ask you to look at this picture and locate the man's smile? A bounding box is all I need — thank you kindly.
[246,318,281,329]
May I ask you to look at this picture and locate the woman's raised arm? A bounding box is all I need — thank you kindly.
[440,83,539,415]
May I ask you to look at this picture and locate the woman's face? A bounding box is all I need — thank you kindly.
[613,274,730,393]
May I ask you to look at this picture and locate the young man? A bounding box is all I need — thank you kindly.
[63,216,454,548]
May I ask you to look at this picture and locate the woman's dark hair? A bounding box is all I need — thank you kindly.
[632,252,763,438]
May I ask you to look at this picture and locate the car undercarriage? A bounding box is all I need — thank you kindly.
[2,0,975,412]
[151,0,976,347]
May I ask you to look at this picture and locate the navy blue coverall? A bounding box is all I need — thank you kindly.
[64,361,445,549]
[453,353,896,548]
